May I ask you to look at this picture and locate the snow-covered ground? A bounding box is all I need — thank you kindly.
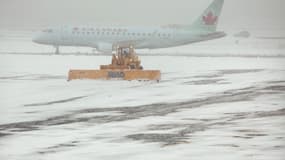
[0,29,285,159]
[0,53,284,160]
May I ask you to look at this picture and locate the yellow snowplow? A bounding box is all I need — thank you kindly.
[68,46,161,82]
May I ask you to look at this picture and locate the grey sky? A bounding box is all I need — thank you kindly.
[0,0,284,29]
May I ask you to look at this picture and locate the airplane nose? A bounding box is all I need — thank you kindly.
[32,34,40,43]
[32,32,46,44]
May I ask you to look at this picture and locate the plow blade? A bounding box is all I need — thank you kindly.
[68,69,161,81]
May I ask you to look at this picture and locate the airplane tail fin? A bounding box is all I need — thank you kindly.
[189,0,224,32]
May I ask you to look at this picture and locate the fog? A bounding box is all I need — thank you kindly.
[0,0,285,29]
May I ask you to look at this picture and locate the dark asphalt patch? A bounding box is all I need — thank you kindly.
[183,79,227,85]
[38,141,79,155]
[0,74,65,81]
[183,69,264,85]
[127,133,190,146]
[0,132,11,137]
[24,96,87,107]
[218,69,264,75]
[127,123,207,146]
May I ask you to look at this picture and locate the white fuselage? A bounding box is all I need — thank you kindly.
[33,0,226,53]
[33,25,226,52]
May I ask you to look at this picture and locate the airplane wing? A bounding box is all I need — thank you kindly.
[114,39,145,48]
[96,39,145,52]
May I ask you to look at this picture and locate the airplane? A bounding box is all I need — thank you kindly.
[32,0,225,54]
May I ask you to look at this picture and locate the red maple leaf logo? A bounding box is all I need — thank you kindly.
[203,11,218,25]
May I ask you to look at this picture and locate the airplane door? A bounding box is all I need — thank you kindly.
[152,30,158,38]
[61,26,69,44]
[151,30,160,47]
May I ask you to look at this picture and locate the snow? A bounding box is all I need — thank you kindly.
[0,30,285,159]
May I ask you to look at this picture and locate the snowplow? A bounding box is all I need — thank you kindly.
[68,46,161,82]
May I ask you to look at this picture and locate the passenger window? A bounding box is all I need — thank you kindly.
[42,29,53,33]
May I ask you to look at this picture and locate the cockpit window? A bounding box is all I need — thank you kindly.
[42,29,53,33]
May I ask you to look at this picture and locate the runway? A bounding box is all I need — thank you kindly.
[0,54,284,159]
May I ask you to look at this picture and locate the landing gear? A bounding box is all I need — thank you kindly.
[55,46,60,55]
